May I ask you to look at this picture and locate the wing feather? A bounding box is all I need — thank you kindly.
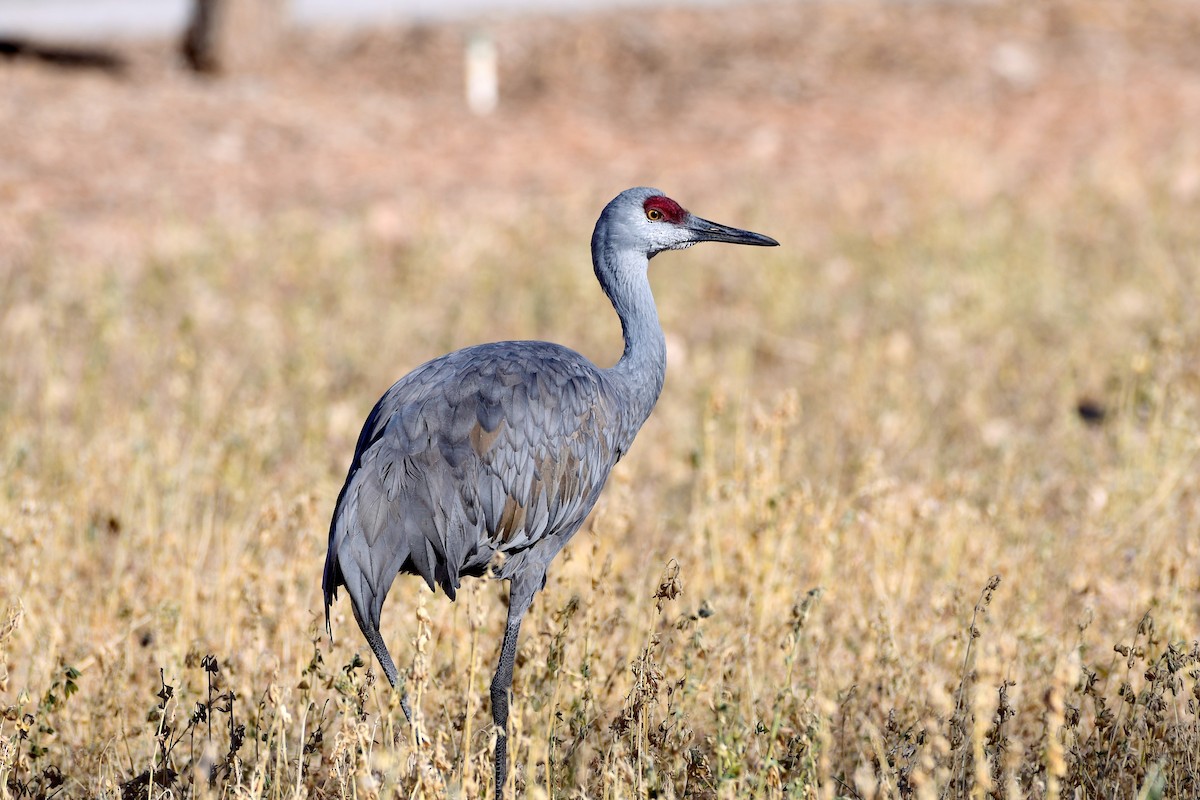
[323,342,621,637]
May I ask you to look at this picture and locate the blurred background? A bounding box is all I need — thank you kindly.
[4,0,1194,267]
[3,0,1200,796]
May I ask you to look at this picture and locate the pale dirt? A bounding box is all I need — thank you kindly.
[3,0,1200,262]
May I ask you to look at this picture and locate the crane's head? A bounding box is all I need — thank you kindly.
[596,186,779,259]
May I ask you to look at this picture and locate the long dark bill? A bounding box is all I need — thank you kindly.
[686,215,780,247]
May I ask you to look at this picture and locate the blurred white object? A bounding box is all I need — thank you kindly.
[990,41,1041,90]
[465,31,499,116]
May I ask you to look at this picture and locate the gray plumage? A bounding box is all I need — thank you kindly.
[323,186,778,798]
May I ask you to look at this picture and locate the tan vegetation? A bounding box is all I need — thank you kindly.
[2,1,1200,797]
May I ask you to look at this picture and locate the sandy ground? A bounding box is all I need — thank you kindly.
[4,0,1200,264]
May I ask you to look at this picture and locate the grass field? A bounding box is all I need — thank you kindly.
[3,1,1200,797]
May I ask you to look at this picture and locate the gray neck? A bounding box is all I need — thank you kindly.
[592,232,667,449]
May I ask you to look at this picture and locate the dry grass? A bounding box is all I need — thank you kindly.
[3,1,1200,797]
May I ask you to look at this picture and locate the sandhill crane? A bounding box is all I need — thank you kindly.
[323,186,778,796]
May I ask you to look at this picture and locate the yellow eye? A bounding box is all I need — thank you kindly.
[646,208,663,221]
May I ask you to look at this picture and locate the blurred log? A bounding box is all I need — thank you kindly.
[0,38,126,73]
[182,0,285,74]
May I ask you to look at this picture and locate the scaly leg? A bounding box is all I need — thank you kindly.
[353,603,413,722]
[490,575,538,799]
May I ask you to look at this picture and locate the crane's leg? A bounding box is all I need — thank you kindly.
[354,604,414,722]
[491,575,538,800]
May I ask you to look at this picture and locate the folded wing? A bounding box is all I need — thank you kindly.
[323,342,619,636]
